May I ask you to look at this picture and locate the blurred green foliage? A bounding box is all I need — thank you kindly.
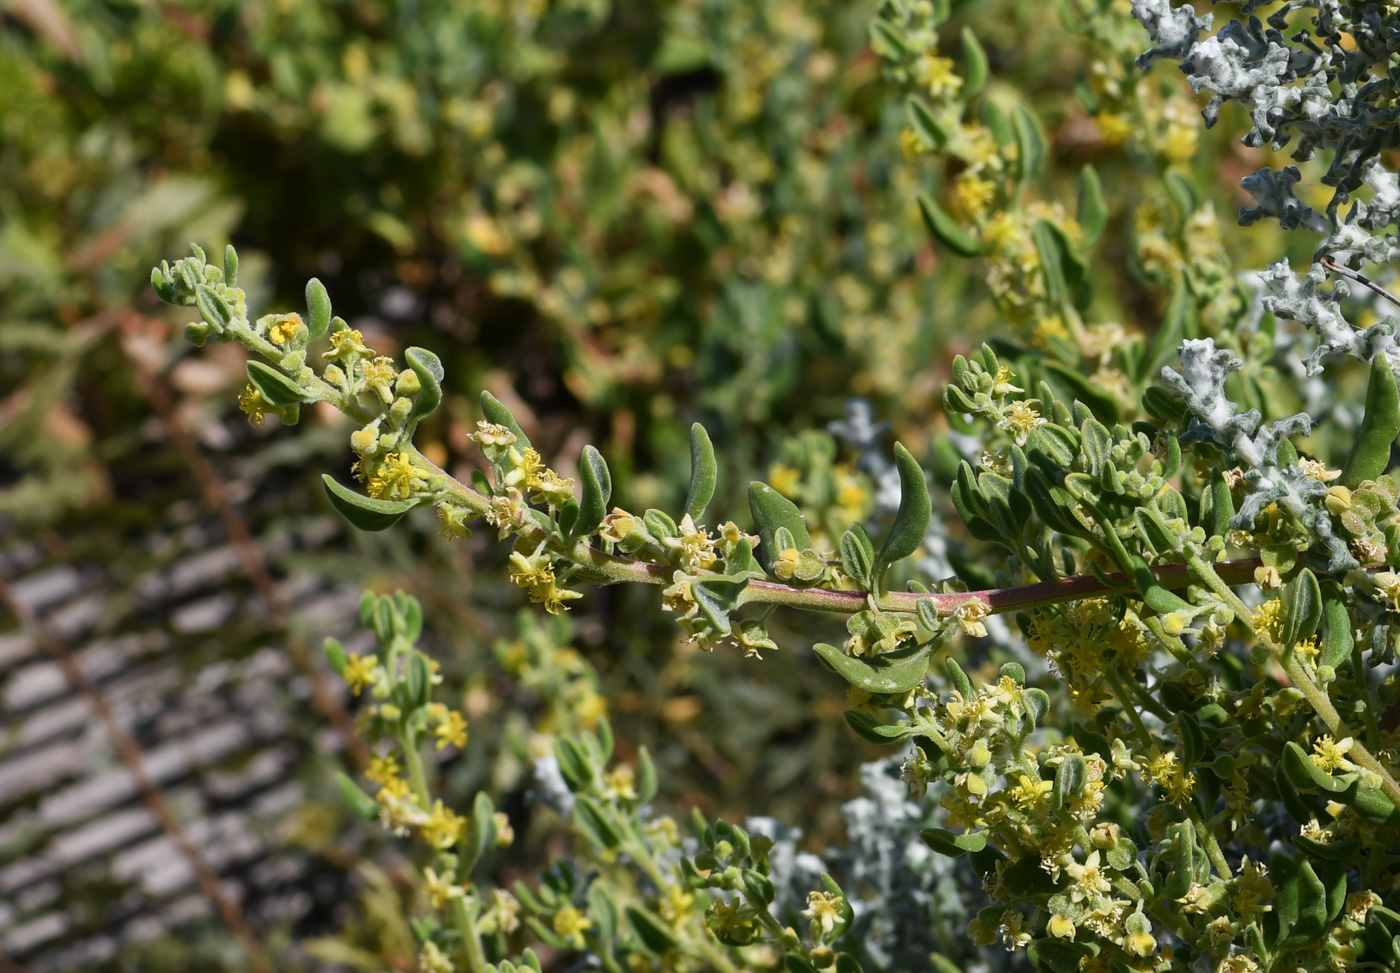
[0,0,1320,969]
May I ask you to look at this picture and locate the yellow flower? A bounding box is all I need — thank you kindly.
[1031,315,1069,350]
[433,709,468,751]
[343,653,379,696]
[1162,123,1198,162]
[1046,913,1076,939]
[1008,773,1052,810]
[503,446,545,490]
[899,127,926,160]
[469,420,517,447]
[418,942,452,973]
[922,53,962,99]
[991,366,1023,398]
[603,765,638,801]
[420,800,466,850]
[952,174,996,220]
[802,891,844,937]
[325,328,370,360]
[999,909,1032,950]
[423,867,460,909]
[1310,734,1355,773]
[480,888,521,934]
[237,384,272,427]
[1095,111,1133,146]
[1346,890,1381,922]
[376,776,411,802]
[1251,597,1286,643]
[1125,928,1156,957]
[658,885,695,927]
[1298,458,1341,482]
[1065,851,1112,902]
[485,486,526,539]
[999,401,1044,442]
[368,452,429,500]
[553,904,593,947]
[664,514,718,572]
[531,468,576,508]
[954,600,990,638]
[365,754,402,788]
[1374,571,1400,611]
[437,502,474,540]
[268,313,305,345]
[361,356,398,401]
[773,546,803,580]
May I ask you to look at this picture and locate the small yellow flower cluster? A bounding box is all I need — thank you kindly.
[508,543,582,615]
[238,384,274,427]
[801,891,844,938]
[425,702,468,751]
[1143,747,1197,807]
[368,451,430,500]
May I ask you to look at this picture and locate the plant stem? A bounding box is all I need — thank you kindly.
[1186,804,1233,880]
[1186,555,1400,810]
[1107,669,1154,751]
[403,724,431,808]
[451,895,489,973]
[1352,641,1385,756]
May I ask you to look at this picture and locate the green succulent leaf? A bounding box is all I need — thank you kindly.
[405,346,444,422]
[322,474,421,531]
[812,639,933,695]
[1342,352,1400,488]
[960,27,988,96]
[685,422,717,522]
[918,194,985,257]
[336,772,380,821]
[1012,103,1046,190]
[920,828,988,856]
[906,97,947,150]
[570,445,612,543]
[195,283,232,330]
[1282,568,1322,652]
[874,443,931,592]
[481,390,531,448]
[626,906,679,956]
[691,576,747,636]
[305,277,332,339]
[749,481,812,573]
[246,360,306,406]
[1076,164,1106,249]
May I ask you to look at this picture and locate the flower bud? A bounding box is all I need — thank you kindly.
[396,369,421,395]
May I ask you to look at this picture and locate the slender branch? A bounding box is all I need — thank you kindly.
[1186,554,1400,811]
[451,895,489,973]
[0,577,273,973]
[1320,255,1400,310]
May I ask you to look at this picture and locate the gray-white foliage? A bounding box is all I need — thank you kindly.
[1132,0,1400,372]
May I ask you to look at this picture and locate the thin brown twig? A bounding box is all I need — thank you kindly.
[124,328,368,766]
[1320,254,1400,310]
[0,577,273,973]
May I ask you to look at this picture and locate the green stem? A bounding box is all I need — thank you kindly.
[1107,669,1153,751]
[1185,804,1232,880]
[451,894,489,973]
[1352,641,1385,756]
[1142,615,1198,671]
[1187,555,1400,811]
[402,724,431,808]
